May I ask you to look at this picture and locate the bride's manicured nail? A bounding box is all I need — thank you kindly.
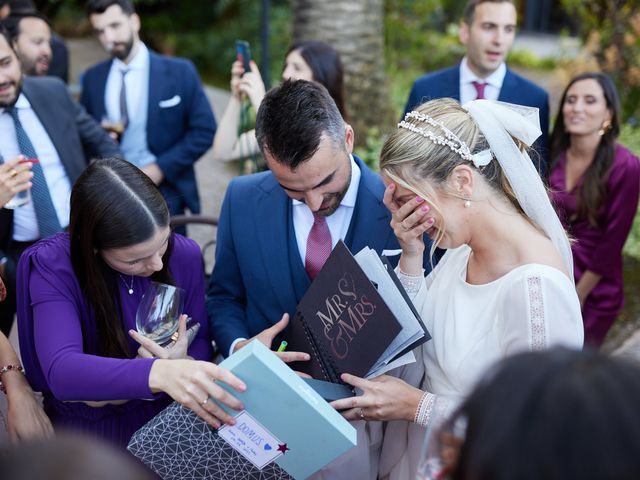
[427,218,435,225]
[421,205,430,212]
[415,196,424,203]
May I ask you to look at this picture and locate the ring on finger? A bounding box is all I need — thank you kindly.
[202,397,209,407]
[358,408,365,420]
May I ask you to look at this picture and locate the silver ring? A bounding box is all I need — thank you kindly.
[358,408,365,420]
[202,397,209,407]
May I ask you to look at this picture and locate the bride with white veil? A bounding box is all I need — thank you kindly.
[330,98,584,479]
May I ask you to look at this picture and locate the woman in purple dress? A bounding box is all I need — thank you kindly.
[549,72,640,347]
[16,158,246,448]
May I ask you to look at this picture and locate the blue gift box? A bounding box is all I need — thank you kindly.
[217,340,357,479]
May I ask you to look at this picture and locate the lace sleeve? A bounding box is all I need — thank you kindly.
[397,268,425,299]
[499,270,584,354]
[414,391,456,428]
[526,276,547,351]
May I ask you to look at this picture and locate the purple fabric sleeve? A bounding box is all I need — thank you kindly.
[586,148,640,276]
[30,266,158,401]
[27,233,212,402]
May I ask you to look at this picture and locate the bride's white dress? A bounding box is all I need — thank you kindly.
[379,245,584,479]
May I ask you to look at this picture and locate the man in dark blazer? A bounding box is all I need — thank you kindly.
[81,0,215,216]
[0,27,120,333]
[404,0,549,169]
[0,1,69,83]
[2,10,52,77]
[207,80,430,479]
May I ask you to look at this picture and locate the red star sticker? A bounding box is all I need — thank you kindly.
[277,443,290,454]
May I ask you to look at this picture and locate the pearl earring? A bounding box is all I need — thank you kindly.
[464,199,471,208]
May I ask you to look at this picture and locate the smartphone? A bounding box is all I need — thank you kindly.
[235,40,252,74]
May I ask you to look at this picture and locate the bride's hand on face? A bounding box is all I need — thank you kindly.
[383,183,434,258]
[330,373,424,423]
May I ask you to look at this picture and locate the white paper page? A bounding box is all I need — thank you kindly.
[354,247,425,374]
[366,350,416,378]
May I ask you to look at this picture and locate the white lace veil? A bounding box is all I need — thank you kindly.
[462,100,574,279]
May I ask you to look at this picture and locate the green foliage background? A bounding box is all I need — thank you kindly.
[620,126,640,260]
[560,0,640,120]
[42,0,640,259]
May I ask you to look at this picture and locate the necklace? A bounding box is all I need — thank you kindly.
[119,275,134,295]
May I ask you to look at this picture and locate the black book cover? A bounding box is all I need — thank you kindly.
[288,241,403,383]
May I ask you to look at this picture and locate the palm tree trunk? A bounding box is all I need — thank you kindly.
[292,0,394,149]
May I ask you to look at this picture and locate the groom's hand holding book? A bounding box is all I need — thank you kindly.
[231,313,311,367]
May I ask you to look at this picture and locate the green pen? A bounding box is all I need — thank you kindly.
[277,340,288,352]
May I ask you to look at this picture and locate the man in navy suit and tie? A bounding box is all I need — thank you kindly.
[207,80,430,479]
[405,0,549,168]
[80,0,215,217]
[0,26,119,333]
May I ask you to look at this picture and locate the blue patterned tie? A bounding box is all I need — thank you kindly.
[8,107,63,237]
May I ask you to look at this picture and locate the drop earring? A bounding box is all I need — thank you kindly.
[464,199,471,208]
[598,119,612,136]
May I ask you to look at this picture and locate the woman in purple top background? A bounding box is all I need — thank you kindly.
[549,72,640,347]
[16,158,246,448]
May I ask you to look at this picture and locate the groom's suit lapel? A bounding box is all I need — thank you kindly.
[254,175,306,314]
[252,157,392,313]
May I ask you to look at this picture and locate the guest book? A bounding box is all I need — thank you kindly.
[287,241,429,392]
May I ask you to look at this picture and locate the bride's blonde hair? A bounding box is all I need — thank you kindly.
[380,99,525,259]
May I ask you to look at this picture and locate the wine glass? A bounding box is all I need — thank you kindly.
[101,115,125,143]
[1,156,33,209]
[135,282,185,344]
[416,418,466,480]
[416,423,447,480]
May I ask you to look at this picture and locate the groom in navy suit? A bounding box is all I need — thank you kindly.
[405,0,549,169]
[80,0,215,216]
[207,79,429,479]
[207,79,430,358]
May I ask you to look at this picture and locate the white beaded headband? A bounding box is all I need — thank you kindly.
[398,110,493,168]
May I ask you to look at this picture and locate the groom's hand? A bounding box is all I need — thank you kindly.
[233,313,311,364]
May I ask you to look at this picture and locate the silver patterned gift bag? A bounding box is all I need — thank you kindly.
[128,402,293,480]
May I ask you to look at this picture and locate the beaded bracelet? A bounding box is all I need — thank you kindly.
[414,390,435,427]
[0,364,25,394]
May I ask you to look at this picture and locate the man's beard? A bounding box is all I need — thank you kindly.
[21,55,50,76]
[110,37,134,61]
[0,76,22,109]
[314,167,352,218]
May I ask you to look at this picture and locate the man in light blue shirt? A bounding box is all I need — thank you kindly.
[80,0,216,216]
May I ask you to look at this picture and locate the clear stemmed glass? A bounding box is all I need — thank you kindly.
[416,417,466,480]
[416,423,447,480]
[135,282,185,345]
